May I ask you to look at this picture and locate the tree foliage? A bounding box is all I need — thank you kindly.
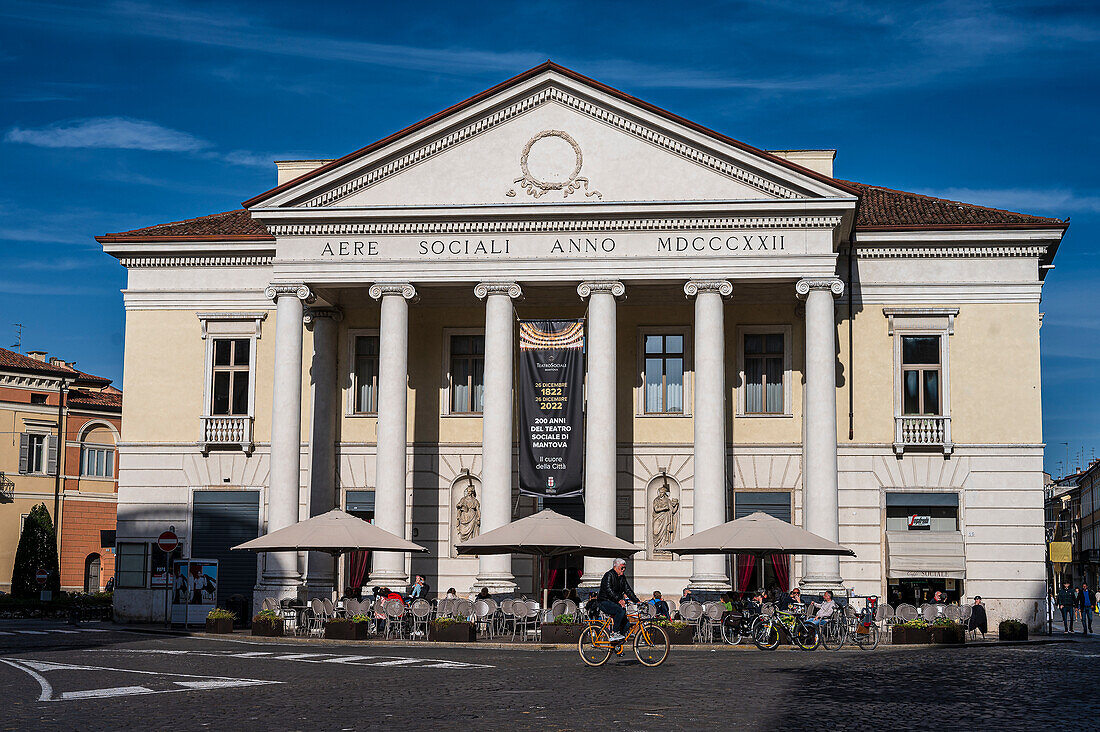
[11,503,60,597]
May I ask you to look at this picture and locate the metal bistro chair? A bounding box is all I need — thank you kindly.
[678,600,704,642]
[454,598,474,623]
[383,598,406,640]
[701,602,724,644]
[959,604,978,639]
[409,598,432,638]
[323,597,339,619]
[500,599,517,638]
[895,603,918,623]
[920,603,939,623]
[943,604,961,623]
[549,599,567,622]
[513,600,541,642]
[473,599,495,638]
[308,598,328,637]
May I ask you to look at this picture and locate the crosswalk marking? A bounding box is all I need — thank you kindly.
[14,630,48,635]
[94,648,493,669]
[1,626,115,637]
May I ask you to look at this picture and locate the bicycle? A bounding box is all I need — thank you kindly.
[752,606,820,651]
[578,604,670,667]
[842,604,879,650]
[720,601,760,645]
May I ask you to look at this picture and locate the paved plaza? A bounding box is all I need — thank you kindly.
[1,621,1099,731]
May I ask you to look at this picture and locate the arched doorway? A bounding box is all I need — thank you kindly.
[84,553,101,593]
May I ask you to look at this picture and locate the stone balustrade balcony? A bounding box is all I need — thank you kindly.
[894,415,952,456]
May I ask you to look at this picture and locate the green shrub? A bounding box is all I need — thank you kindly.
[656,619,689,631]
[431,617,459,628]
[253,609,282,623]
[897,618,929,629]
[999,619,1027,633]
[11,503,60,598]
[349,613,371,624]
[207,608,237,621]
[551,613,576,625]
[931,617,960,628]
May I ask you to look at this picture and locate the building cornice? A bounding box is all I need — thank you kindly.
[118,254,273,268]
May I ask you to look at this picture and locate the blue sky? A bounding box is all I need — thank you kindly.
[1,1,1097,475]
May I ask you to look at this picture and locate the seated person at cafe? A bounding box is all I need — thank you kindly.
[584,592,601,619]
[932,590,948,604]
[680,588,698,606]
[787,588,804,609]
[806,590,837,626]
[408,575,430,599]
[647,591,670,618]
[443,587,458,600]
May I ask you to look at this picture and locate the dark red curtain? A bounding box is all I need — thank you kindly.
[348,550,370,588]
[770,555,789,592]
[736,555,756,593]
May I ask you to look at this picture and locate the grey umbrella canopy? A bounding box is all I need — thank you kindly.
[232,508,427,557]
[663,512,854,593]
[455,509,640,559]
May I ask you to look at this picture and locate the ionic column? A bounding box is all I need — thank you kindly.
[577,281,625,589]
[368,283,417,590]
[472,282,523,593]
[258,283,312,602]
[796,277,845,592]
[303,306,341,598]
[685,280,733,591]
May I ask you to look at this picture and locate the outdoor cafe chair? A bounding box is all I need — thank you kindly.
[759,602,775,618]
[513,601,541,642]
[679,600,704,641]
[454,598,475,622]
[550,599,567,620]
[436,598,455,619]
[383,598,406,640]
[409,598,432,637]
[943,604,961,622]
[261,597,278,612]
[920,603,938,622]
[701,601,724,643]
[895,603,917,622]
[500,599,517,637]
[307,598,327,637]
[323,597,340,619]
[562,599,578,617]
[473,599,495,638]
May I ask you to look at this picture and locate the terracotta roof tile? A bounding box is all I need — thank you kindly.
[0,347,115,389]
[842,180,1065,230]
[68,387,122,411]
[96,209,271,242]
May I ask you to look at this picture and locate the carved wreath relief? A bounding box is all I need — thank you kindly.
[507,130,602,200]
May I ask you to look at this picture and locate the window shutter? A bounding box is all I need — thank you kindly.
[46,435,59,476]
[18,433,29,474]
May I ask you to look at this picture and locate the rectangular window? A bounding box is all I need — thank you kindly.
[81,446,114,478]
[644,334,684,414]
[901,336,940,416]
[115,542,148,588]
[449,334,485,414]
[30,393,48,405]
[210,338,251,416]
[744,333,785,414]
[353,335,380,414]
[25,434,46,474]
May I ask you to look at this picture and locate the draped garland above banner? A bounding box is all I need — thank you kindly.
[517,320,585,498]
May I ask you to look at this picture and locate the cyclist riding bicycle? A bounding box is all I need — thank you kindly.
[598,558,640,644]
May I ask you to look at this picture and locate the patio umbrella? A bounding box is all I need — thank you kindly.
[455,508,640,605]
[232,508,427,557]
[663,511,854,594]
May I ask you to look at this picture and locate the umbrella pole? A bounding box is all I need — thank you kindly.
[758,553,765,595]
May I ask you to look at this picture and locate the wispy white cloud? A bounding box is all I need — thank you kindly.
[6,117,208,151]
[914,187,1100,216]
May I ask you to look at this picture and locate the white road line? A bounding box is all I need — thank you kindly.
[85,648,494,669]
[368,658,424,667]
[61,686,151,700]
[13,630,48,635]
[227,652,275,658]
[266,653,332,661]
[0,658,54,702]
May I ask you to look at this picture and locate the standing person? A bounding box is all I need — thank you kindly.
[1080,582,1094,636]
[598,558,640,643]
[1057,581,1076,633]
[968,596,988,638]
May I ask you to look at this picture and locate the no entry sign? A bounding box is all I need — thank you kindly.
[36,569,48,585]
[158,531,179,553]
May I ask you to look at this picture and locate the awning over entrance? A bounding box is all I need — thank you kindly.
[886,531,966,579]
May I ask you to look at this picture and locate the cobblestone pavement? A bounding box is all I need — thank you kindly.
[2,621,1099,731]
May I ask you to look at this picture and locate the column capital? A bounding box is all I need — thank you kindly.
[474,282,522,300]
[795,277,844,299]
[303,306,343,325]
[684,279,732,298]
[577,280,625,299]
[369,282,417,301]
[265,283,314,303]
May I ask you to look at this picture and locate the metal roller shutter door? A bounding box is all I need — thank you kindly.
[192,491,260,607]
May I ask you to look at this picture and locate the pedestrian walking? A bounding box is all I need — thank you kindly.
[1080,582,1094,635]
[1057,581,1075,633]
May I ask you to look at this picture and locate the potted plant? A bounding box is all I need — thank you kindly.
[929,617,965,644]
[657,618,695,645]
[205,608,236,634]
[251,608,286,637]
[891,618,933,645]
[999,619,1028,641]
[540,613,584,644]
[325,613,373,640]
[427,616,477,642]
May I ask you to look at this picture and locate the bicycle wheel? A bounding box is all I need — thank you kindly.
[720,618,744,646]
[793,621,820,651]
[753,618,780,650]
[578,626,612,666]
[853,624,879,651]
[634,624,670,667]
[820,617,845,651]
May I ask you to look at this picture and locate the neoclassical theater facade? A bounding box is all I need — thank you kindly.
[99,63,1065,626]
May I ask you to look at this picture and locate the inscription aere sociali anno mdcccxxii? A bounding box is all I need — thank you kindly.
[318,234,786,257]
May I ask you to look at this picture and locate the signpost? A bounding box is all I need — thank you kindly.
[157,529,180,627]
[37,569,50,602]
[36,569,48,585]
[158,531,179,553]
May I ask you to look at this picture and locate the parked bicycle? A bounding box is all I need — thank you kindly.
[720,599,760,645]
[752,606,820,651]
[819,600,879,650]
[578,603,670,667]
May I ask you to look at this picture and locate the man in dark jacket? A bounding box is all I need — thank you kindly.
[1057,582,1076,633]
[968,596,988,637]
[1079,582,1094,635]
[598,558,639,643]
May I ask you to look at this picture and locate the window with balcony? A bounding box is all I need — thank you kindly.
[198,312,264,453]
[902,336,940,416]
[211,338,250,416]
[886,308,957,455]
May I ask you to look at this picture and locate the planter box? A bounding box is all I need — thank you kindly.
[892,626,965,644]
[205,617,234,634]
[325,621,372,640]
[251,619,285,637]
[428,621,477,642]
[540,624,583,644]
[661,625,695,645]
[999,625,1028,641]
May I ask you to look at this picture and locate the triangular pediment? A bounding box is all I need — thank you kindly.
[248,64,854,212]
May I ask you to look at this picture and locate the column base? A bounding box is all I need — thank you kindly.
[798,574,847,597]
[472,574,517,595]
[365,571,409,594]
[688,574,732,593]
[302,579,336,602]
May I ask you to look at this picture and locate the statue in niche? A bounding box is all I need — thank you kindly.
[651,480,679,551]
[455,482,481,543]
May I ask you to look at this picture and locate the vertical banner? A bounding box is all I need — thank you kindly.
[518,320,585,497]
